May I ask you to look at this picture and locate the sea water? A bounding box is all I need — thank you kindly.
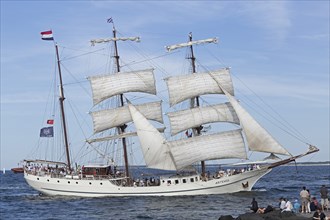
[0,165,329,219]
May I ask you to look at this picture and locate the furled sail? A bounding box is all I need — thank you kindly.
[90,37,140,46]
[88,69,156,105]
[165,68,234,106]
[91,101,163,133]
[128,104,177,171]
[167,103,239,135]
[222,89,291,156]
[86,127,165,144]
[165,37,218,52]
[168,129,247,170]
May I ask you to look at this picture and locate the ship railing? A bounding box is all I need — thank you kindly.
[25,169,67,178]
[109,177,130,186]
[82,175,113,180]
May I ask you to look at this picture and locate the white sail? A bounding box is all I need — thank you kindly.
[165,68,234,106]
[128,104,177,171]
[222,89,291,155]
[168,129,247,170]
[168,103,239,135]
[165,38,218,51]
[91,101,163,133]
[88,69,156,105]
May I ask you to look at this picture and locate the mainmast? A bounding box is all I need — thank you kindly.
[55,43,71,172]
[166,34,217,176]
[187,33,205,176]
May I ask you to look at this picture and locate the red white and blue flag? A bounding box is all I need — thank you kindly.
[41,30,54,40]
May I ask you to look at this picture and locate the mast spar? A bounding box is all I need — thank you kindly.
[55,43,71,172]
[112,26,130,181]
[187,32,205,177]
[90,22,140,181]
[166,33,218,177]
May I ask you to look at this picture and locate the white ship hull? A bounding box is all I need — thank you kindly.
[24,167,271,197]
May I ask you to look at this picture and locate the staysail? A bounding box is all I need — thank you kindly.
[223,89,290,155]
[128,104,177,170]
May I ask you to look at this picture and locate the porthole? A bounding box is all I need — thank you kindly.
[68,181,70,184]
[37,178,39,180]
[100,182,103,185]
[57,180,60,183]
[76,182,78,184]
[47,179,49,182]
[89,182,92,185]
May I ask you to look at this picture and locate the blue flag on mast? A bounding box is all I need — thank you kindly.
[40,127,54,137]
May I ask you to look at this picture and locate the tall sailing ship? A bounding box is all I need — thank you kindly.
[24,23,319,197]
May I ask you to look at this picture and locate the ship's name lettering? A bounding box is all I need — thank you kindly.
[215,179,229,184]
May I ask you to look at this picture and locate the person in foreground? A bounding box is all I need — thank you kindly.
[279,197,286,210]
[320,185,329,211]
[251,198,258,213]
[312,208,327,220]
[281,198,293,212]
[300,186,310,213]
[293,199,300,213]
[257,205,274,214]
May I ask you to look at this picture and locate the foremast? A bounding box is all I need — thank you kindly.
[90,20,140,181]
[112,27,130,181]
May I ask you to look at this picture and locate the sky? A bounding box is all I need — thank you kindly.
[1,1,329,170]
